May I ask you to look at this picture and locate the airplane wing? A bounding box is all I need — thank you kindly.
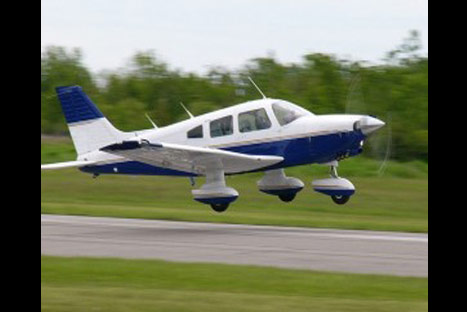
[41,160,97,170]
[101,140,283,175]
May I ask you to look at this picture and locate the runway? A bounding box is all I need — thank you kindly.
[41,215,428,277]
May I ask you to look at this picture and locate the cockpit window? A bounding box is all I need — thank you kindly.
[272,102,308,126]
[239,108,272,133]
[210,116,233,138]
[187,125,203,139]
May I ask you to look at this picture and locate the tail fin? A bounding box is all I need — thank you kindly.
[56,86,127,156]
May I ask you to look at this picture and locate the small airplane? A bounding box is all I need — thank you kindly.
[41,82,385,212]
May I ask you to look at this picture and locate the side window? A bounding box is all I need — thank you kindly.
[239,108,272,133]
[210,116,233,138]
[187,125,203,139]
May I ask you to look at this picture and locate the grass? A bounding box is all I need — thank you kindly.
[41,256,428,312]
[41,137,428,233]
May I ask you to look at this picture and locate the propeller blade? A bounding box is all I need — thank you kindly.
[377,115,393,177]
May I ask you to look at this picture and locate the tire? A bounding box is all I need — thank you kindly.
[331,195,350,205]
[279,193,296,203]
[211,203,230,213]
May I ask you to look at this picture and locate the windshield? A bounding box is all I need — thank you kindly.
[272,101,311,126]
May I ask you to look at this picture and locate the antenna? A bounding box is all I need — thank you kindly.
[180,102,195,119]
[145,113,158,129]
[248,76,267,99]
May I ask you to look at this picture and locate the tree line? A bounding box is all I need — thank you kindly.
[41,31,427,161]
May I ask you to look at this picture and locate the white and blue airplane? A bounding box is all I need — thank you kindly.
[41,84,385,212]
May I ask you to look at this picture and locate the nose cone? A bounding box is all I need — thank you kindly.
[357,116,385,135]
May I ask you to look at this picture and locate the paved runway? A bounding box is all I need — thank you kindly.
[41,215,428,277]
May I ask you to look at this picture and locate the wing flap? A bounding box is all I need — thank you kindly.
[101,140,283,174]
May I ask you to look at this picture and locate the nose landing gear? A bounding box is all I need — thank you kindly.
[312,162,355,205]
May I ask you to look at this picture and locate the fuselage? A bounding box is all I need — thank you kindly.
[80,98,383,177]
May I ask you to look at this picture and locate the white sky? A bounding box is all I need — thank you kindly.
[41,0,428,74]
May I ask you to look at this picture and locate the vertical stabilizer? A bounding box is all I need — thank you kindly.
[55,86,127,156]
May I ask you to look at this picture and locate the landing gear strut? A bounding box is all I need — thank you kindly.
[330,165,339,179]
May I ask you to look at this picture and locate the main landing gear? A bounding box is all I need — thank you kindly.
[192,164,238,213]
[257,169,304,203]
[312,162,355,205]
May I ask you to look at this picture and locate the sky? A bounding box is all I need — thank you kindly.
[41,0,428,74]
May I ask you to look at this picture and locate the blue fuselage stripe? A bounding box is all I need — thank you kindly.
[81,131,365,176]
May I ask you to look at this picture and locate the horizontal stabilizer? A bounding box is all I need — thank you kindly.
[41,160,96,171]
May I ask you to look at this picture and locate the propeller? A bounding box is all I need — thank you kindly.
[377,114,392,177]
[345,74,393,177]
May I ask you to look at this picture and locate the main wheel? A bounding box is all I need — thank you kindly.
[279,193,296,203]
[331,195,350,205]
[211,203,230,213]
